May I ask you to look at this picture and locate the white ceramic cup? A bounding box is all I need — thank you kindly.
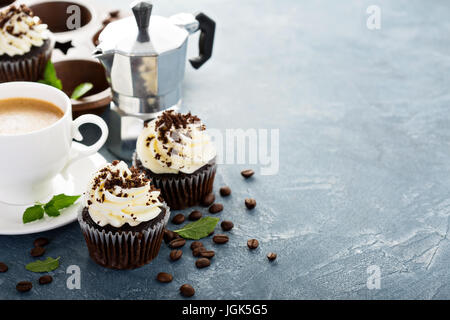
[0,82,108,205]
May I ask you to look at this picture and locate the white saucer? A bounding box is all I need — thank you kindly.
[0,142,107,235]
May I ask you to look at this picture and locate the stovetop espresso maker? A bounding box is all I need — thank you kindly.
[94,1,215,159]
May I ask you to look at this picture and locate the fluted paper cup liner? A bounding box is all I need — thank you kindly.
[78,203,170,270]
[0,39,53,83]
[133,152,217,210]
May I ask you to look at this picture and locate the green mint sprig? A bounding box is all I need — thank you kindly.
[38,60,62,90]
[26,257,60,273]
[22,194,80,224]
[174,217,220,240]
[38,61,93,100]
[71,82,93,100]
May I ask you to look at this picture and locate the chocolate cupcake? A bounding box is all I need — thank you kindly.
[78,161,170,270]
[0,4,53,83]
[133,111,217,210]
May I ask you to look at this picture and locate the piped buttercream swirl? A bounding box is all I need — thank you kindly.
[85,161,163,228]
[136,111,216,174]
[0,5,50,57]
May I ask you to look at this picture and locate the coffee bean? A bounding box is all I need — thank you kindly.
[200,250,215,259]
[195,258,211,268]
[245,198,256,209]
[172,213,185,225]
[221,220,234,231]
[241,169,255,178]
[247,239,259,249]
[192,246,206,257]
[267,252,277,261]
[31,246,45,257]
[180,284,195,297]
[169,249,183,261]
[209,203,223,214]
[188,210,202,221]
[109,10,120,18]
[156,272,173,283]
[16,281,32,292]
[190,241,204,250]
[219,186,231,197]
[201,193,215,207]
[39,275,52,285]
[213,234,229,244]
[169,238,186,248]
[33,237,49,247]
[0,262,8,273]
[164,229,177,244]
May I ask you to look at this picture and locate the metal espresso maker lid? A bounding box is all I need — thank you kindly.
[93,1,215,159]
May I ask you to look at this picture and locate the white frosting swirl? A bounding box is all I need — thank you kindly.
[0,5,50,57]
[85,161,163,228]
[136,112,216,174]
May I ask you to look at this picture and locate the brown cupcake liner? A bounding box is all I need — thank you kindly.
[0,39,53,83]
[78,203,170,270]
[133,152,217,210]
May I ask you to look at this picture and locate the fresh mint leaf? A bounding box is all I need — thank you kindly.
[71,82,93,100]
[45,194,80,211]
[22,194,80,224]
[22,205,44,224]
[174,217,220,240]
[25,257,60,273]
[43,204,60,217]
[39,61,62,90]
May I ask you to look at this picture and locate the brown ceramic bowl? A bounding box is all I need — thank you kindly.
[29,1,93,33]
[53,59,111,118]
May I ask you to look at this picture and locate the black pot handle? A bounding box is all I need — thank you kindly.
[189,12,216,69]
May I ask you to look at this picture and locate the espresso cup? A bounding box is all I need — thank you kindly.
[0,82,108,205]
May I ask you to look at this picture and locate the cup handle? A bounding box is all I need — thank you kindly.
[66,114,109,168]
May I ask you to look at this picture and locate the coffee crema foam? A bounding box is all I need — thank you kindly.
[0,98,64,135]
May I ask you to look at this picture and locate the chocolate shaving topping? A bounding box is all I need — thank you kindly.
[154,110,203,145]
[0,5,38,33]
[90,164,159,197]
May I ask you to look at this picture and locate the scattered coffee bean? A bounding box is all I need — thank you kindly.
[200,250,215,259]
[241,169,255,178]
[169,249,183,261]
[201,193,215,207]
[192,246,206,257]
[220,186,231,197]
[156,272,173,283]
[195,258,211,269]
[245,198,256,209]
[0,262,8,273]
[38,275,53,285]
[180,284,195,297]
[190,241,204,250]
[188,210,202,221]
[33,237,49,247]
[169,238,186,249]
[16,281,32,292]
[172,213,185,225]
[221,220,234,231]
[209,203,223,214]
[267,252,277,261]
[31,246,45,257]
[247,239,259,249]
[213,234,229,244]
[164,229,176,244]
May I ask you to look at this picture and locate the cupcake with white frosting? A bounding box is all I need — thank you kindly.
[78,160,170,270]
[0,4,53,82]
[133,110,217,210]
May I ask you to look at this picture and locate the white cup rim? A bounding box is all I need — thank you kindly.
[0,81,72,138]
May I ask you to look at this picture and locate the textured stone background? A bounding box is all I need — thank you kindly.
[2,0,450,299]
